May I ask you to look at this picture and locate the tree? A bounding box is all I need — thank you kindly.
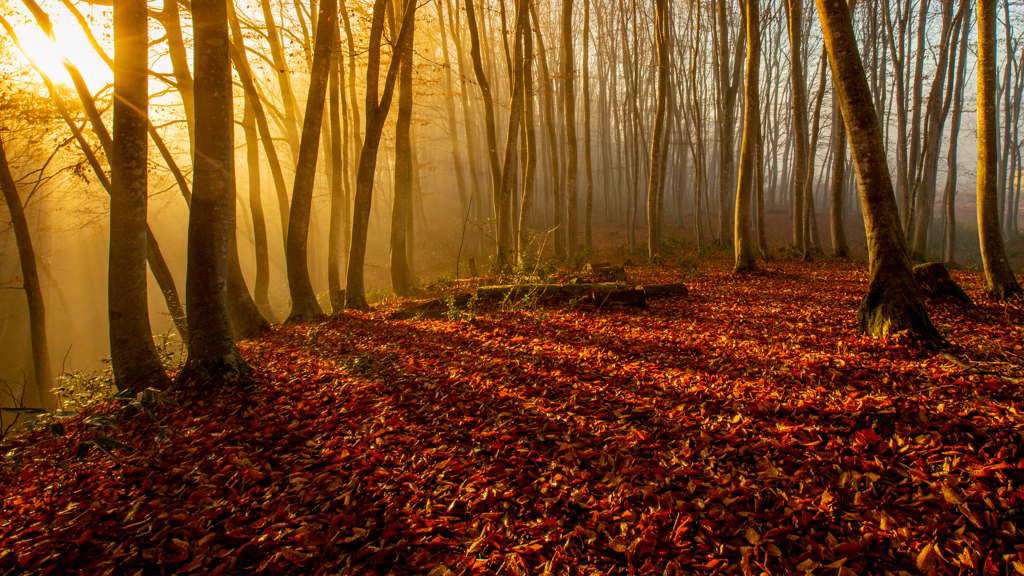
[976,0,1023,299]
[0,135,53,409]
[178,0,249,384]
[647,0,669,260]
[786,0,810,255]
[285,0,338,322]
[734,0,759,272]
[815,0,941,343]
[108,0,172,392]
[562,0,578,256]
[390,0,416,296]
[345,0,417,310]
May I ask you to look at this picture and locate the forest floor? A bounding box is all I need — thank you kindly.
[2,249,1024,575]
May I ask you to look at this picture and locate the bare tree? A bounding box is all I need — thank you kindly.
[976,0,1023,299]
[815,0,941,343]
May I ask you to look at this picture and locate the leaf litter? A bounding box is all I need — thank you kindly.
[1,255,1023,575]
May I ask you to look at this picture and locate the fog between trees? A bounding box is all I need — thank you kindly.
[0,0,1022,402]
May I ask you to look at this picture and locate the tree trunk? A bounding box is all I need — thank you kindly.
[107,0,171,393]
[0,136,54,409]
[734,0,759,272]
[241,97,275,321]
[437,0,469,223]
[228,4,291,248]
[786,0,809,253]
[518,0,537,259]
[285,0,337,323]
[390,0,416,296]
[495,0,528,271]
[815,0,941,343]
[532,2,564,258]
[465,0,502,252]
[328,16,346,313]
[345,0,417,310]
[829,93,850,258]
[976,0,1023,299]
[647,0,669,261]
[160,0,195,148]
[582,0,593,253]
[562,0,578,257]
[179,0,249,385]
[261,0,303,160]
[911,0,958,258]
[943,1,970,265]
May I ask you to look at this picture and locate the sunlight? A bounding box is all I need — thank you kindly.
[13,22,111,92]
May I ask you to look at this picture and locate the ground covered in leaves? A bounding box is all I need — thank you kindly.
[2,255,1024,575]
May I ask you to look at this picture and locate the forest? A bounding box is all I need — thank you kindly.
[0,0,1023,573]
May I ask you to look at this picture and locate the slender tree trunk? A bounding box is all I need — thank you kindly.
[582,0,593,253]
[228,4,291,248]
[911,0,958,258]
[390,0,416,296]
[285,0,337,322]
[943,4,969,265]
[519,1,537,259]
[562,0,578,257]
[241,97,275,321]
[647,0,669,261]
[328,16,345,312]
[161,0,195,148]
[345,0,417,309]
[437,0,469,220]
[0,136,53,408]
[815,0,941,343]
[261,0,303,160]
[179,0,250,385]
[495,0,528,271]
[977,0,1023,299]
[532,2,563,258]
[786,0,809,253]
[735,0,760,271]
[465,0,503,251]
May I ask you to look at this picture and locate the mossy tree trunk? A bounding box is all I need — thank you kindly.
[815,0,941,343]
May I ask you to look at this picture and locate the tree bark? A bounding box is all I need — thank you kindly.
[786,0,809,254]
[109,0,171,392]
[647,0,669,261]
[582,0,593,253]
[815,0,941,343]
[345,0,417,310]
[328,15,346,312]
[496,0,528,271]
[943,0,970,265]
[976,0,1023,299]
[0,136,54,409]
[562,0,578,257]
[179,0,250,385]
[734,0,759,272]
[390,0,416,296]
[911,0,958,258]
[531,2,564,258]
[285,0,338,323]
[241,96,275,321]
[465,0,502,250]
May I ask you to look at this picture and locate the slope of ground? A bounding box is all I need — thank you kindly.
[1,255,1023,575]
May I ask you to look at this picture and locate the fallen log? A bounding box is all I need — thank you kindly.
[387,293,474,320]
[640,282,689,298]
[475,283,647,308]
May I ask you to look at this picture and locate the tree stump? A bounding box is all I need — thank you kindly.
[583,262,628,282]
[913,263,976,309]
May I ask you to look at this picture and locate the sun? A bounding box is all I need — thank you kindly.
[8,15,112,93]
